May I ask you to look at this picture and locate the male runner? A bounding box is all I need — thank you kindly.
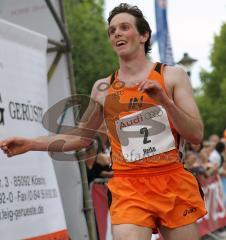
[0,3,206,240]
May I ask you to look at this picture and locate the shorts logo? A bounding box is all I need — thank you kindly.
[183,207,197,216]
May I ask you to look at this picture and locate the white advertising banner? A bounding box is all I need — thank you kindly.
[0,19,68,240]
[0,3,89,239]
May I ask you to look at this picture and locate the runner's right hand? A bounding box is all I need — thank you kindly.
[0,137,32,157]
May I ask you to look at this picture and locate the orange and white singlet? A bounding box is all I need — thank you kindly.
[104,62,184,175]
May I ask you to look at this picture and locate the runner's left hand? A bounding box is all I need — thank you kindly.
[137,80,167,104]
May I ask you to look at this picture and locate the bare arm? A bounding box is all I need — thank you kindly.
[162,67,203,144]
[0,79,106,157]
[138,66,203,144]
[33,97,104,152]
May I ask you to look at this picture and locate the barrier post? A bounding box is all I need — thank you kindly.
[77,148,98,240]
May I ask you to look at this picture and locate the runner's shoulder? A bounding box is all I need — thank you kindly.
[163,65,189,86]
[91,76,111,106]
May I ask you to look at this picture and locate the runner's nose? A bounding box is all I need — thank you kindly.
[115,28,122,38]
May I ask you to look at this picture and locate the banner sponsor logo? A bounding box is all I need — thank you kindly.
[8,100,43,122]
[0,18,67,240]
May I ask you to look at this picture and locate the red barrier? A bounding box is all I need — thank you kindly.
[91,183,109,240]
[196,173,226,236]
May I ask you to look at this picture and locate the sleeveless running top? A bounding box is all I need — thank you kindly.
[103,62,183,174]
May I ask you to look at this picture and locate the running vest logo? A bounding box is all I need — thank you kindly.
[183,207,197,216]
[128,96,143,110]
[111,90,124,99]
[0,93,5,126]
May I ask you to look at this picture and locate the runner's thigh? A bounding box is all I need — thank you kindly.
[159,223,199,240]
[112,224,152,240]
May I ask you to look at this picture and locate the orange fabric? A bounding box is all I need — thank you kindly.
[108,167,207,231]
[104,63,181,173]
[25,230,69,240]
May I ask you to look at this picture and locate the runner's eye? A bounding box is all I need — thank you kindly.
[109,28,116,35]
[120,24,130,31]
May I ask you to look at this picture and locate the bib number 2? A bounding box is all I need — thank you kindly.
[140,127,152,144]
[115,105,176,162]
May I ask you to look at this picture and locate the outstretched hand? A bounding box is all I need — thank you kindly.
[0,137,32,157]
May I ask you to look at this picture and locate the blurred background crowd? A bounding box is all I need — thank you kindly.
[182,131,226,202]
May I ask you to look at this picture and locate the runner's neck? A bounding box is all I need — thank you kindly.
[117,60,155,85]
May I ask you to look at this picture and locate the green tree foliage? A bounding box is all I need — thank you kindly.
[64,0,118,95]
[196,23,226,138]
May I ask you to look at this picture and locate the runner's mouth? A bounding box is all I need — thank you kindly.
[116,41,127,47]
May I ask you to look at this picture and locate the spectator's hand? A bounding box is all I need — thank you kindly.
[96,152,111,167]
[100,170,114,178]
[96,152,114,178]
[0,137,32,157]
[204,163,218,176]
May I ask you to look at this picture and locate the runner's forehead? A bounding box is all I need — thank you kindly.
[109,13,136,27]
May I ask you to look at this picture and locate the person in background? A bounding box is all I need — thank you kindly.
[184,147,206,177]
[208,141,225,169]
[219,160,226,205]
[85,134,113,184]
[209,134,220,150]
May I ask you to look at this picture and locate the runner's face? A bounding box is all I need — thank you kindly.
[108,13,146,57]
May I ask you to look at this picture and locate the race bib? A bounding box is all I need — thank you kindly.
[115,105,176,162]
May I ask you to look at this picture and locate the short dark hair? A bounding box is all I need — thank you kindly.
[107,3,152,55]
[215,142,225,154]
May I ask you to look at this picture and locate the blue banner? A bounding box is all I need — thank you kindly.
[155,0,174,65]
